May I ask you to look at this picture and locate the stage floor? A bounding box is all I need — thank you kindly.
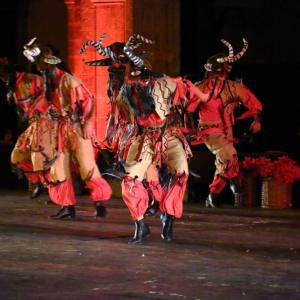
[0,189,299,300]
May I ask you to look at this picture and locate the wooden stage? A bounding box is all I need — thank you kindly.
[0,189,299,300]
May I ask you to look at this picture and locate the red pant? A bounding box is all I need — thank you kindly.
[205,132,239,194]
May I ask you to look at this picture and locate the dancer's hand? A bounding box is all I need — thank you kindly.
[83,121,95,139]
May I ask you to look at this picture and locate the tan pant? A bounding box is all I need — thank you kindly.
[124,134,188,179]
[122,134,189,219]
[205,132,239,193]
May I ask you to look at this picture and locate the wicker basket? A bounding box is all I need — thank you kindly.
[261,177,292,209]
[241,172,261,207]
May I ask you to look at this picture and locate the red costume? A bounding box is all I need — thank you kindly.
[79,37,164,218]
[0,58,50,197]
[80,33,208,244]
[22,38,112,219]
[186,39,262,207]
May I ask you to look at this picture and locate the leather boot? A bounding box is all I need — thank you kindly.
[144,195,160,217]
[229,177,242,194]
[29,182,44,199]
[94,201,107,218]
[128,219,151,245]
[49,206,75,220]
[205,192,218,208]
[161,213,174,241]
[229,178,243,206]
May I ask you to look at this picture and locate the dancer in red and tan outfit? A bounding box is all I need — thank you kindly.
[79,36,162,217]
[186,39,262,207]
[0,57,50,198]
[22,38,112,219]
[81,33,209,244]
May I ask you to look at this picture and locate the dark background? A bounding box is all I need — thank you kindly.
[180,0,300,157]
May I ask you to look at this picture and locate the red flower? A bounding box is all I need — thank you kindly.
[239,155,300,183]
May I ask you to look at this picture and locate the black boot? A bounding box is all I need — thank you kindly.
[205,192,218,208]
[94,201,107,218]
[229,177,243,207]
[28,182,44,199]
[144,195,160,217]
[229,177,242,194]
[128,219,151,245]
[161,213,174,241]
[49,206,75,219]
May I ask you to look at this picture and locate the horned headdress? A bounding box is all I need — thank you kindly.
[79,33,153,66]
[79,32,163,78]
[23,37,62,65]
[204,38,248,77]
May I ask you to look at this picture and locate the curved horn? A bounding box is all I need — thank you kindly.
[23,47,41,62]
[79,33,122,63]
[123,34,155,68]
[134,34,155,45]
[25,37,37,47]
[79,32,107,55]
[79,40,105,55]
[228,38,248,63]
[216,39,234,63]
[23,37,41,62]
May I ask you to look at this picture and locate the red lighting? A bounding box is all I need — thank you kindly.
[64,0,132,142]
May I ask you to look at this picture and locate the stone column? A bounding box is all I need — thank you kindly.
[64,0,180,141]
[64,0,133,141]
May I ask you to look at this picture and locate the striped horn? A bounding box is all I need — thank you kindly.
[228,38,248,63]
[123,34,155,68]
[134,34,155,45]
[217,39,234,63]
[79,32,107,56]
[79,32,122,63]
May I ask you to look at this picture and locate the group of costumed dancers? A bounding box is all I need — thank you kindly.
[0,33,262,244]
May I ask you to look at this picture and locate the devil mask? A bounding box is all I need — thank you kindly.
[79,32,164,80]
[23,37,61,70]
[204,39,248,79]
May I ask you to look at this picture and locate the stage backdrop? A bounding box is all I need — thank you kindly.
[64,0,180,142]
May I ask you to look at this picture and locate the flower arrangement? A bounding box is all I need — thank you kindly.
[239,155,300,183]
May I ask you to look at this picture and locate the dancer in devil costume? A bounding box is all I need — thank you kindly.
[0,57,50,199]
[79,39,137,162]
[186,39,262,207]
[81,33,208,244]
[22,38,112,219]
[79,36,162,218]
